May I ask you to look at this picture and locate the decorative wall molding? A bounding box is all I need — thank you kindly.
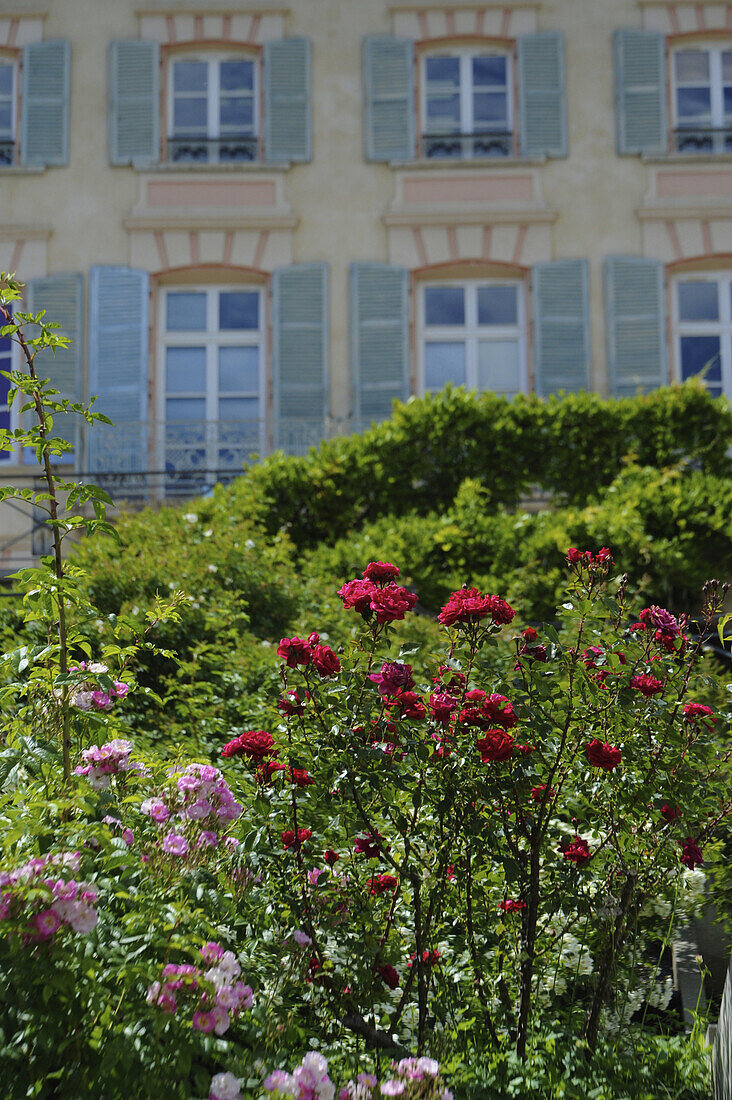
[138,10,285,43]
[641,2,732,33]
[0,224,50,279]
[392,5,538,37]
[0,16,44,46]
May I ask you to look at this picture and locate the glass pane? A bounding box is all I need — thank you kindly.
[166,397,206,421]
[0,103,11,133]
[724,51,732,82]
[680,335,721,384]
[166,292,207,332]
[678,281,719,322]
[724,86,732,117]
[219,346,259,392]
[676,87,711,119]
[219,396,260,421]
[166,347,206,393]
[478,285,518,325]
[174,61,208,92]
[173,97,207,130]
[674,51,710,83]
[426,95,461,127]
[0,65,12,96]
[425,56,460,87]
[424,286,465,325]
[219,291,259,330]
[473,92,508,126]
[424,342,466,389]
[477,340,520,393]
[220,59,254,91]
[220,97,253,130]
[473,56,506,87]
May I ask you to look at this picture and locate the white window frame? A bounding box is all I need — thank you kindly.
[417,279,527,397]
[672,272,732,399]
[156,285,266,485]
[672,45,732,154]
[167,51,259,163]
[0,56,17,165]
[420,47,513,158]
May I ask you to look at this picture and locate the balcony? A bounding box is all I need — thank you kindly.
[0,139,14,166]
[674,126,732,155]
[422,130,513,160]
[166,135,258,164]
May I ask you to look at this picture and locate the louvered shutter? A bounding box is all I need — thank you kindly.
[363,36,414,162]
[272,263,328,454]
[517,32,567,158]
[264,38,311,162]
[109,40,160,166]
[88,267,149,474]
[21,40,70,166]
[604,256,666,397]
[532,260,590,396]
[350,263,409,425]
[615,29,667,155]
[25,273,83,460]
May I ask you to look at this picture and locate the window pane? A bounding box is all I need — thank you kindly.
[724,86,732,116]
[220,59,254,91]
[473,92,508,126]
[167,292,207,331]
[426,95,461,127]
[0,103,11,133]
[425,56,460,87]
[478,285,518,325]
[424,342,466,389]
[174,61,208,92]
[478,340,520,393]
[425,286,465,325]
[220,97,254,130]
[676,87,711,119]
[675,51,710,82]
[473,56,506,87]
[166,347,206,393]
[0,65,12,96]
[219,396,260,421]
[166,397,206,421]
[724,51,732,81]
[678,281,719,321]
[219,346,259,392]
[680,335,722,383]
[219,291,259,330]
[173,97,207,130]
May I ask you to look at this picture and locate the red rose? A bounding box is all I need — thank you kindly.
[355,832,387,859]
[278,689,309,717]
[377,964,400,990]
[582,646,603,669]
[323,849,339,865]
[531,784,556,802]
[407,949,440,967]
[369,583,418,624]
[595,547,613,564]
[277,637,313,668]
[476,728,514,763]
[433,665,466,692]
[255,760,287,784]
[514,742,536,755]
[679,837,703,870]
[499,899,526,913]
[660,803,682,823]
[522,627,538,642]
[428,692,459,725]
[363,561,400,583]
[282,828,312,850]
[683,702,716,725]
[629,674,664,697]
[559,835,592,864]
[566,548,591,565]
[385,690,426,721]
[585,738,622,771]
[438,588,515,627]
[290,768,314,787]
[312,644,341,678]
[488,595,516,625]
[640,605,679,639]
[368,873,398,895]
[337,578,376,613]
[516,642,547,665]
[222,729,278,760]
[369,661,414,696]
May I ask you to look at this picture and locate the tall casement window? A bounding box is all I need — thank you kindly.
[168,54,258,163]
[673,47,732,154]
[421,51,512,158]
[0,59,15,165]
[160,287,264,492]
[419,281,526,398]
[675,276,732,399]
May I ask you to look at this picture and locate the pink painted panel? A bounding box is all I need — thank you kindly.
[657,170,732,197]
[403,174,534,204]
[146,180,276,207]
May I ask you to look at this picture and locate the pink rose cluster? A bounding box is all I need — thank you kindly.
[75,738,145,790]
[438,587,515,629]
[147,941,253,1036]
[0,851,98,942]
[264,1051,335,1100]
[338,563,418,625]
[341,1058,452,1100]
[141,763,243,855]
[68,661,129,712]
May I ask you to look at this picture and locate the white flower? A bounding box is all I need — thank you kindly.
[183,513,198,523]
[209,1071,242,1100]
[244,539,255,549]
[207,564,218,573]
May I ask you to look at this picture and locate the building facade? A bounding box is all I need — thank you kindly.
[1,0,732,568]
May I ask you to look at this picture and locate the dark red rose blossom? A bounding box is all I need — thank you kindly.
[567,547,592,565]
[483,694,519,729]
[255,760,287,784]
[385,690,427,721]
[362,561,400,583]
[278,689,309,717]
[222,729,278,760]
[337,578,376,613]
[368,873,398,895]
[429,691,459,725]
[311,644,341,678]
[679,837,704,870]
[369,661,414,696]
[407,949,440,968]
[438,587,515,628]
[305,956,321,984]
[595,547,613,564]
[282,828,312,850]
[522,627,538,642]
[582,646,604,669]
[277,636,313,668]
[354,832,387,859]
[369,583,418,624]
[585,738,622,771]
[630,674,664,697]
[499,899,527,913]
[323,849,340,866]
[660,803,682,823]
[683,702,716,725]
[488,595,516,625]
[515,742,536,755]
[476,728,514,763]
[516,642,547,665]
[640,605,680,639]
[531,784,556,802]
[432,665,466,692]
[290,768,315,788]
[559,835,592,864]
[377,964,400,990]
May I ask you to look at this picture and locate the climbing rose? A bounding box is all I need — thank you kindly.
[369,873,398,895]
[429,692,459,725]
[559,835,592,864]
[222,730,277,760]
[363,561,400,582]
[385,691,427,721]
[370,584,418,623]
[369,662,414,696]
[323,850,339,866]
[531,784,556,802]
[311,644,340,678]
[660,803,682,823]
[684,702,716,724]
[290,768,314,788]
[630,674,664,697]
[438,587,515,627]
[337,578,376,613]
[640,605,679,638]
[278,689,308,717]
[679,837,704,870]
[277,637,312,668]
[378,963,400,990]
[282,828,312,850]
[585,738,622,771]
[499,899,526,913]
[522,627,538,641]
[255,760,287,784]
[355,833,387,859]
[476,728,514,763]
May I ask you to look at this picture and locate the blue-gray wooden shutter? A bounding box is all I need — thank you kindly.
[109,39,160,166]
[88,266,149,474]
[21,40,70,166]
[532,260,590,396]
[272,263,328,453]
[350,262,410,425]
[363,36,414,162]
[604,256,666,397]
[517,32,567,158]
[615,29,667,155]
[264,38,311,162]
[25,273,83,460]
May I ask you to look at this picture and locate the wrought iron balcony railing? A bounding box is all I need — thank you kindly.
[674,126,732,154]
[167,135,258,163]
[422,130,513,159]
[0,139,14,166]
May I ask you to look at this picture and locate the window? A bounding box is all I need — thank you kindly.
[160,287,264,492]
[0,59,16,165]
[673,47,732,154]
[421,51,512,159]
[168,54,258,163]
[0,314,15,460]
[419,281,525,398]
[675,276,732,398]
